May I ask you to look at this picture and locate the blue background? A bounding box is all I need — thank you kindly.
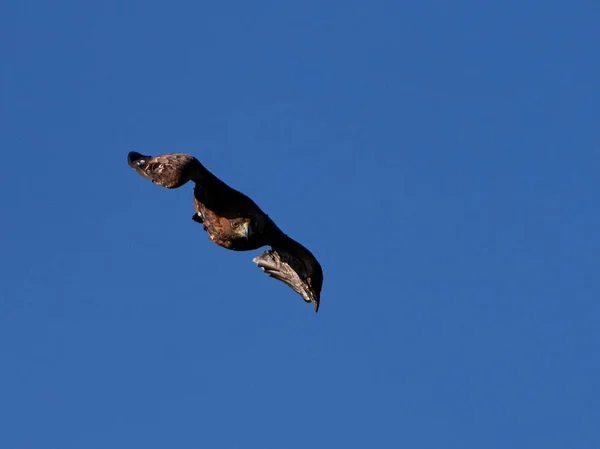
[1,1,598,448]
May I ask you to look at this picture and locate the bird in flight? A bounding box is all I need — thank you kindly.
[127,152,323,312]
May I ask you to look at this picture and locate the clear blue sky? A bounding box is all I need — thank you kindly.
[1,1,598,448]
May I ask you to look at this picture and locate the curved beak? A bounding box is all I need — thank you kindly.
[242,221,251,239]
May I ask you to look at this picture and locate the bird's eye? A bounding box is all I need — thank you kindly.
[232,222,239,228]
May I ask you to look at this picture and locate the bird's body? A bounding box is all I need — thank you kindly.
[127,151,323,311]
[191,179,269,251]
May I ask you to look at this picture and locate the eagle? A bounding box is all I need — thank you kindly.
[127,151,323,312]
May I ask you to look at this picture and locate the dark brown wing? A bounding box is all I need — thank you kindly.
[253,236,323,312]
[127,152,206,188]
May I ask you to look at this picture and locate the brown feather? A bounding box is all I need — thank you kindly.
[253,240,322,312]
[127,151,323,311]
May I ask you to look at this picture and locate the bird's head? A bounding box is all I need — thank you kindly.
[231,218,253,240]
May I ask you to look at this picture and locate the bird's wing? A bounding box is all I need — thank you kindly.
[253,238,323,312]
[127,152,205,189]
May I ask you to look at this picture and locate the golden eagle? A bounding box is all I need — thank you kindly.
[127,152,323,312]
